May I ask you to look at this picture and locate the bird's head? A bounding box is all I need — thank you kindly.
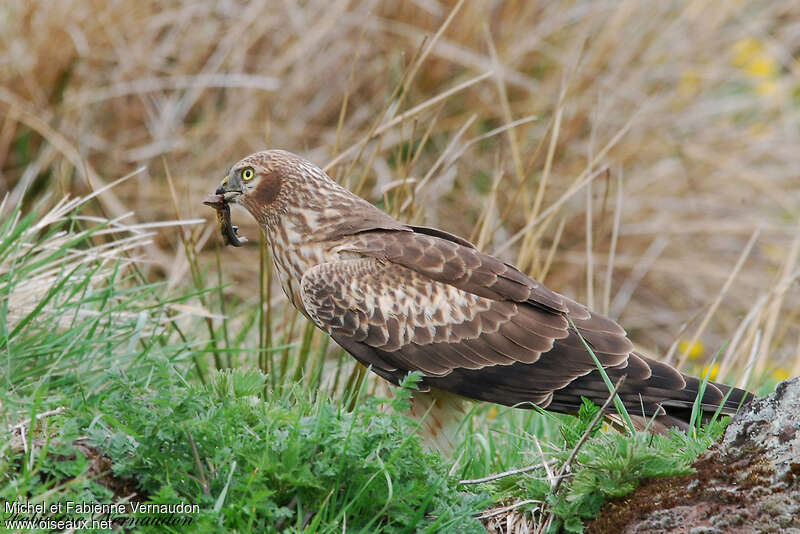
[214,149,334,224]
[208,149,348,240]
[207,149,405,247]
[215,151,286,210]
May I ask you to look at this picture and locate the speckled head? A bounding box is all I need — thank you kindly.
[214,149,406,240]
[217,151,282,210]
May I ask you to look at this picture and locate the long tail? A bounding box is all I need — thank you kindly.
[548,352,754,431]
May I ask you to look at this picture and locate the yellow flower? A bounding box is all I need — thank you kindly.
[771,367,790,382]
[679,339,705,360]
[746,52,778,79]
[755,80,778,96]
[731,37,781,100]
[732,37,763,67]
[486,406,498,420]
[677,69,702,98]
[701,363,720,381]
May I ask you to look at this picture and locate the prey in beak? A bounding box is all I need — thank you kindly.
[203,175,247,247]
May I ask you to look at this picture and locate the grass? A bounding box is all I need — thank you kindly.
[2,1,799,532]
[1,198,488,532]
[78,367,488,533]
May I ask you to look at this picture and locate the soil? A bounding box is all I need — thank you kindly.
[11,435,144,504]
[70,439,143,502]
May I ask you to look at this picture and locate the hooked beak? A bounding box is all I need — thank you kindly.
[215,174,243,201]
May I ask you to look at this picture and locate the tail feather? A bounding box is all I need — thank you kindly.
[549,365,754,428]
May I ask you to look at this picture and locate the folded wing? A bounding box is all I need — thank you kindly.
[300,230,749,422]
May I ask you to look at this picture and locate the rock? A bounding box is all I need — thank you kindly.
[586,377,800,534]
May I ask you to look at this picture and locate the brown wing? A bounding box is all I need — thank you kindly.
[303,230,749,421]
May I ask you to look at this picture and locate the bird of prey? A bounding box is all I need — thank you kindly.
[205,149,751,442]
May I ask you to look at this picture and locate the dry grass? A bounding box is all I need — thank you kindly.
[2,0,799,385]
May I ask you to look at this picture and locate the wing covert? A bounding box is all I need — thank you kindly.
[299,254,634,404]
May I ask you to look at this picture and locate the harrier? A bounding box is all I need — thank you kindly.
[205,150,751,442]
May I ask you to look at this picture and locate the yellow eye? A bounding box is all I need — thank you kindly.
[242,168,254,181]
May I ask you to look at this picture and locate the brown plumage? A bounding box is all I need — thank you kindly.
[210,149,752,436]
